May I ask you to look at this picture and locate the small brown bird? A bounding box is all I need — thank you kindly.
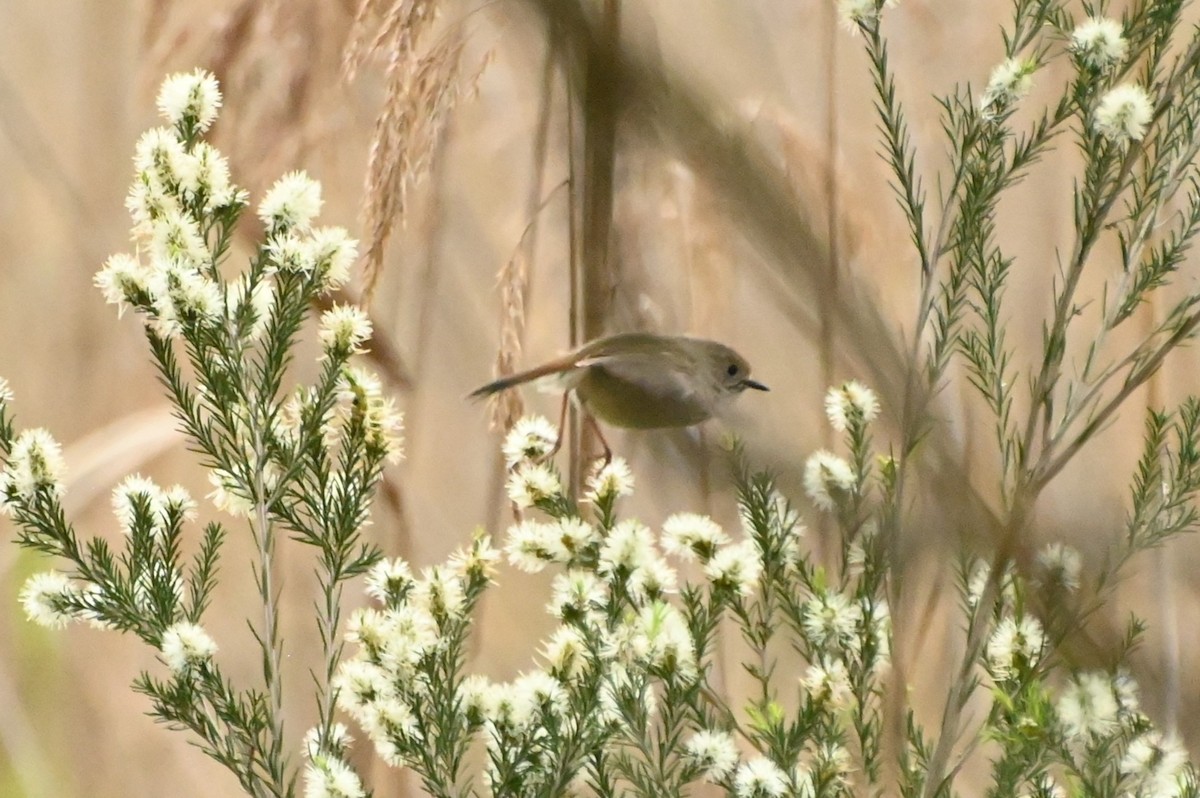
[469,332,768,460]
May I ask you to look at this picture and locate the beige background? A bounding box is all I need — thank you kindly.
[1,1,1197,795]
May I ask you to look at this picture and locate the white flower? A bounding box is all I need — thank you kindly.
[986,615,1045,681]
[179,141,240,210]
[365,558,414,606]
[335,366,404,464]
[802,657,854,710]
[1057,671,1119,741]
[156,69,222,131]
[0,376,12,404]
[585,456,634,502]
[411,567,467,620]
[1070,17,1127,70]
[111,474,168,535]
[259,170,323,233]
[306,227,358,289]
[150,209,210,269]
[548,570,607,619]
[802,590,863,650]
[618,600,697,681]
[2,428,68,507]
[1120,732,1188,798]
[505,519,564,572]
[685,729,740,782]
[506,462,562,508]
[513,671,569,720]
[160,622,218,674]
[597,520,657,580]
[540,626,591,682]
[303,758,365,798]
[132,127,188,191]
[803,450,855,511]
[319,304,373,356]
[837,0,884,30]
[303,723,354,761]
[1036,542,1082,591]
[95,253,149,315]
[733,756,790,798]
[333,660,394,717]
[662,513,729,561]
[1095,84,1154,144]
[502,415,559,467]
[980,58,1036,117]
[207,469,253,517]
[705,540,762,596]
[824,380,880,431]
[19,571,79,628]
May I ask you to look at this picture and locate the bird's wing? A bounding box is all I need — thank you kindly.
[576,351,698,401]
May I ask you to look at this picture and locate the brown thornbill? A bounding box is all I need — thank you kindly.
[469,332,768,461]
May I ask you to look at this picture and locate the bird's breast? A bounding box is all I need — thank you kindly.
[575,365,712,428]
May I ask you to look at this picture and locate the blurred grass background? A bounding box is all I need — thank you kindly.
[1,0,1198,795]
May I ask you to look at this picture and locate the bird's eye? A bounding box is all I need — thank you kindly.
[727,364,739,377]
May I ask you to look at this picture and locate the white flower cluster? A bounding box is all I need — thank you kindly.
[1070,17,1127,70]
[985,615,1045,682]
[836,0,898,31]
[95,70,356,341]
[1055,671,1193,796]
[979,57,1036,119]
[1,428,67,511]
[328,539,498,768]
[1094,84,1154,145]
[160,621,219,674]
[803,382,880,512]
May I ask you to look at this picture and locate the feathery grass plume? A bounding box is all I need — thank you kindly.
[344,0,491,302]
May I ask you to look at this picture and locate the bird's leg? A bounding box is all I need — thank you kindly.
[582,411,613,465]
[543,392,570,460]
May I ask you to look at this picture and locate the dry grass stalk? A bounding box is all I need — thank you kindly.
[346,0,490,304]
[489,248,530,431]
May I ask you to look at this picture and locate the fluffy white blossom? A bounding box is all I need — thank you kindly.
[662,513,730,561]
[803,450,855,511]
[585,456,634,503]
[19,571,79,628]
[303,757,365,798]
[1070,17,1127,70]
[1120,732,1189,798]
[506,462,562,508]
[1057,671,1120,741]
[2,428,68,507]
[1036,542,1082,592]
[548,570,607,620]
[705,540,762,597]
[836,0,896,30]
[365,558,414,606]
[160,622,218,674]
[111,474,168,535]
[801,590,863,650]
[1095,84,1154,144]
[259,171,323,233]
[0,376,11,405]
[802,657,854,710]
[824,380,880,431]
[410,567,467,621]
[733,756,790,798]
[685,729,740,782]
[207,469,253,517]
[980,58,1036,117]
[95,253,149,315]
[502,415,559,467]
[306,227,358,289]
[597,520,658,580]
[622,600,697,679]
[156,68,223,131]
[540,626,591,682]
[333,366,404,464]
[505,520,563,572]
[986,615,1045,681]
[319,304,373,356]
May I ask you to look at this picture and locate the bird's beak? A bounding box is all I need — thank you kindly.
[742,379,769,392]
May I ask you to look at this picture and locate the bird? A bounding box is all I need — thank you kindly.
[469,331,768,461]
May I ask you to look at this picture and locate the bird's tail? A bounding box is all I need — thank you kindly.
[466,356,577,400]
